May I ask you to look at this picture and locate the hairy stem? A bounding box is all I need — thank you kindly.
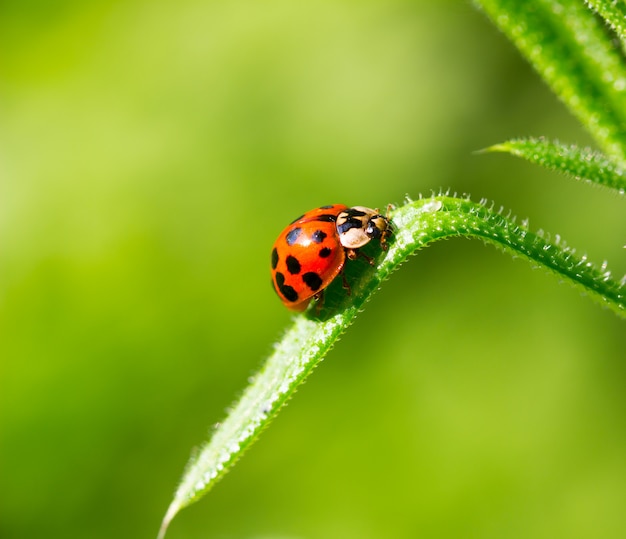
[159,194,625,538]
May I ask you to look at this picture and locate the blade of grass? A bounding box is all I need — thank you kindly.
[486,137,626,192]
[474,0,626,167]
[158,194,625,539]
[586,0,626,44]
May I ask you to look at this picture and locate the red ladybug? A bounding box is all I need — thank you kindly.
[271,204,391,311]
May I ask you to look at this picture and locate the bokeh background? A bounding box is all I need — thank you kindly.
[2,1,625,538]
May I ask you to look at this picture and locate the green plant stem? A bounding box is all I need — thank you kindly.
[586,0,626,44]
[475,0,626,167]
[158,194,625,539]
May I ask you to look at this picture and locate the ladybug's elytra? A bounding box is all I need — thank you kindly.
[271,204,392,311]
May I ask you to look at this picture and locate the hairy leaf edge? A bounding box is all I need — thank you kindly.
[158,193,625,539]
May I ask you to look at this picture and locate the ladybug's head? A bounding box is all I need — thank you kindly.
[336,206,391,250]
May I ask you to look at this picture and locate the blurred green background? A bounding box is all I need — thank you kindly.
[1,1,625,538]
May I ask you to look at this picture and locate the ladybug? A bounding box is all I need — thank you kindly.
[271,204,392,311]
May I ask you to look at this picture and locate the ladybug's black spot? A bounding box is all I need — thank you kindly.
[275,272,298,302]
[337,218,362,235]
[290,214,305,224]
[314,214,338,223]
[311,230,327,243]
[319,247,332,258]
[281,285,298,302]
[286,255,301,274]
[286,227,302,246]
[302,271,323,291]
[320,205,335,209]
[271,248,279,269]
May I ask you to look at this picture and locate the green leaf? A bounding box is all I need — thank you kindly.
[487,137,626,192]
[158,195,626,539]
[586,0,626,44]
[474,0,626,167]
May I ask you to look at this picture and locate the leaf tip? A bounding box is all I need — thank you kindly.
[476,142,512,154]
[157,501,180,539]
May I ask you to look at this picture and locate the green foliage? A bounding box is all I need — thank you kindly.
[2,2,625,539]
[160,191,625,536]
[586,0,626,42]
[487,137,626,192]
[475,0,626,166]
[159,1,626,536]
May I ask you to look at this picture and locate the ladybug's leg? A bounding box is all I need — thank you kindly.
[341,270,351,295]
[380,232,390,251]
[313,289,325,314]
[379,205,395,251]
[361,252,375,265]
[347,247,374,266]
